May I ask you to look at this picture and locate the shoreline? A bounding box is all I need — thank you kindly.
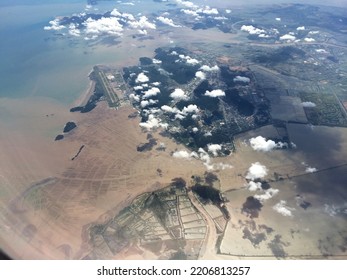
[72,80,96,108]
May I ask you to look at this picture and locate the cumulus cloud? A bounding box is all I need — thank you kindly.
[128,16,156,30]
[301,101,316,108]
[182,104,199,114]
[176,0,198,9]
[157,16,181,27]
[44,19,66,31]
[234,76,250,83]
[273,200,294,217]
[142,87,160,99]
[110,8,122,17]
[207,144,222,156]
[254,188,279,202]
[138,29,147,35]
[140,100,149,107]
[161,105,179,114]
[135,72,149,83]
[152,59,162,64]
[178,54,200,65]
[68,24,81,36]
[304,37,315,42]
[139,114,166,130]
[297,26,305,30]
[305,166,317,173]
[181,9,198,16]
[170,88,188,100]
[250,136,277,152]
[195,71,206,79]
[279,34,296,41]
[246,162,268,180]
[241,25,266,35]
[205,89,225,98]
[200,65,219,72]
[249,136,287,152]
[247,181,262,191]
[83,17,123,36]
[173,150,191,159]
[187,57,199,65]
[129,93,140,102]
[275,17,281,21]
[197,6,219,15]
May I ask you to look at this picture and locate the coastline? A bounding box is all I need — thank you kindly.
[72,80,96,108]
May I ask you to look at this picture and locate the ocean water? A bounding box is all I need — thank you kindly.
[0,0,161,105]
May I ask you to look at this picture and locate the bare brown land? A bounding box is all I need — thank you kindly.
[0,99,208,259]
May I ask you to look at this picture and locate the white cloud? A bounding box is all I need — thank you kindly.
[133,85,143,91]
[241,25,266,35]
[128,16,156,30]
[139,114,165,130]
[200,65,219,72]
[195,71,206,79]
[254,188,279,202]
[207,144,222,156]
[175,113,186,120]
[247,181,262,191]
[250,136,279,152]
[176,0,198,9]
[123,13,136,21]
[152,59,162,64]
[197,6,219,15]
[157,16,181,27]
[279,34,296,41]
[161,105,179,114]
[182,104,199,114]
[173,150,191,159]
[138,29,147,35]
[187,57,199,65]
[44,19,66,31]
[178,54,200,65]
[141,100,149,107]
[205,89,225,97]
[246,162,268,180]
[181,9,198,16]
[129,93,140,102]
[110,8,122,17]
[305,166,317,173]
[275,17,281,21]
[273,200,294,217]
[142,87,160,99]
[304,37,315,42]
[135,72,149,83]
[316,49,328,54]
[68,24,81,37]
[226,9,232,14]
[297,26,305,30]
[301,101,316,108]
[170,88,188,100]
[83,17,123,36]
[234,76,250,83]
